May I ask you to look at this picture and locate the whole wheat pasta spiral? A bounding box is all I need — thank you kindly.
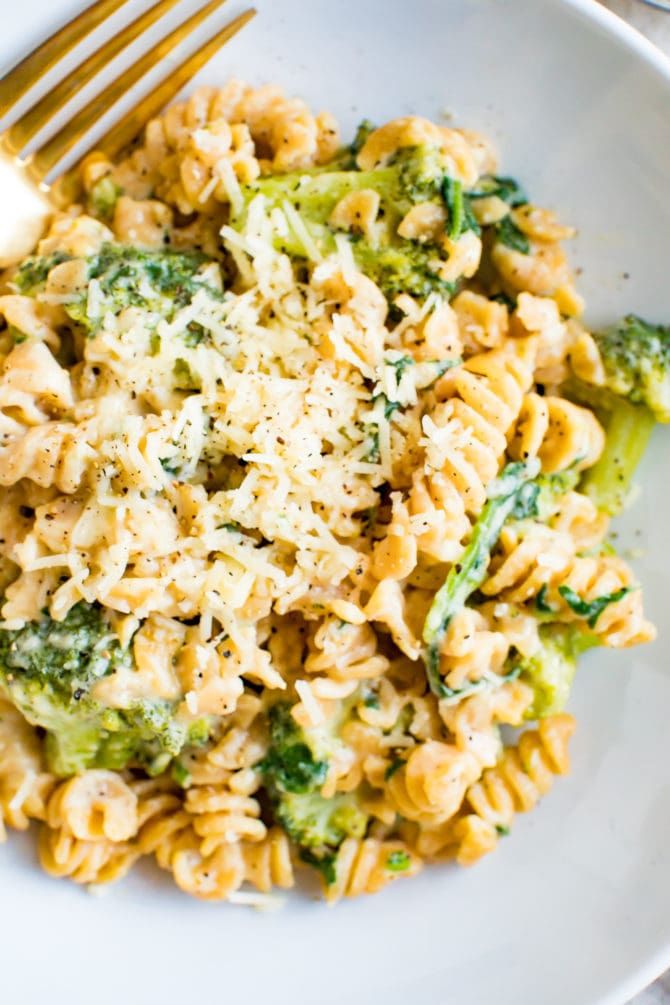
[414,346,534,564]
[386,740,480,826]
[38,825,139,886]
[46,771,138,842]
[0,698,54,838]
[170,826,294,901]
[483,526,656,647]
[508,393,605,472]
[411,713,575,861]
[462,713,576,844]
[325,837,421,903]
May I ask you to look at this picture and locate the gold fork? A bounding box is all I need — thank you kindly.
[0,0,256,267]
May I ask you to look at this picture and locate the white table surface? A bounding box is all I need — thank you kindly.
[599,0,670,994]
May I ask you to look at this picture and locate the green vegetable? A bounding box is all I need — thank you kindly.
[503,469,581,527]
[534,469,581,521]
[3,325,27,344]
[441,176,480,240]
[393,145,451,204]
[589,314,670,422]
[566,315,669,514]
[491,291,517,309]
[18,244,221,335]
[495,216,530,254]
[431,665,521,703]
[372,394,402,421]
[275,789,367,859]
[231,145,460,300]
[558,584,632,628]
[519,623,600,718]
[160,457,182,477]
[352,241,456,301]
[495,824,511,837]
[0,603,208,776]
[15,251,70,294]
[171,760,192,788]
[261,702,328,794]
[260,700,368,881]
[535,585,554,614]
[564,378,656,515]
[182,321,206,348]
[363,425,380,463]
[89,176,122,218]
[422,460,540,697]
[349,119,376,159]
[385,850,411,872]
[384,756,405,780]
[299,848,338,886]
[469,174,527,207]
[173,357,200,391]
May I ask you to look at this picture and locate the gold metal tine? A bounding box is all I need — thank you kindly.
[89,8,256,164]
[0,0,129,119]
[5,0,184,157]
[30,0,232,182]
[52,6,255,203]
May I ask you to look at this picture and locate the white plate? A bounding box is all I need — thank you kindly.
[1,1,670,1003]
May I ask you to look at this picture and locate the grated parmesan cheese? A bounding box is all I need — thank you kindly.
[295,679,325,727]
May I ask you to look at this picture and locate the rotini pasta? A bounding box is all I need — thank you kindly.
[0,86,659,908]
[0,697,53,838]
[38,825,139,886]
[325,837,422,903]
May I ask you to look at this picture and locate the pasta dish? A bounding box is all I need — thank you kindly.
[0,81,666,905]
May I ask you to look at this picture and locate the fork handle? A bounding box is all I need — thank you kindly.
[0,148,52,268]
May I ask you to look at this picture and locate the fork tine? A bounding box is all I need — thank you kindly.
[29,0,233,181]
[0,0,129,118]
[52,7,256,205]
[82,8,256,164]
[5,0,185,156]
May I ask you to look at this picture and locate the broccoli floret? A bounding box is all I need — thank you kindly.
[275,790,368,855]
[564,377,656,515]
[518,623,600,719]
[88,176,122,219]
[15,251,71,294]
[230,143,470,301]
[352,240,454,300]
[502,469,581,529]
[534,469,582,520]
[260,700,368,880]
[0,603,208,776]
[590,314,670,422]
[396,145,453,204]
[17,244,222,334]
[261,702,329,793]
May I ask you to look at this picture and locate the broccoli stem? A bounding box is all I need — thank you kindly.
[564,378,656,515]
[582,401,654,516]
[519,623,600,719]
[422,460,539,698]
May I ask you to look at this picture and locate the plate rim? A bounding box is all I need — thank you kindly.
[2,2,670,1003]
[552,5,670,1000]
